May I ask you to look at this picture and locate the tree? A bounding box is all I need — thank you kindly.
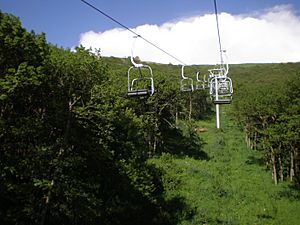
[231,63,300,186]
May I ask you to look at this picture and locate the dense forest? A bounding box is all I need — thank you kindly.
[0,11,299,225]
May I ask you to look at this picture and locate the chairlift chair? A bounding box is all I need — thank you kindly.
[127,65,154,97]
[180,65,194,92]
[195,72,207,90]
[127,36,155,97]
[203,74,210,90]
[209,76,233,104]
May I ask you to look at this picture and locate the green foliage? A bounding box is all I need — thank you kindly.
[152,117,300,225]
[0,11,204,225]
[1,10,299,225]
[0,11,48,74]
[231,63,300,187]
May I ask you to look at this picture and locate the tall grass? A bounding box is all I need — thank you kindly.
[151,110,300,224]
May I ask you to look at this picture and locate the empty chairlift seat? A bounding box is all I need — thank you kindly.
[209,76,233,104]
[127,64,154,97]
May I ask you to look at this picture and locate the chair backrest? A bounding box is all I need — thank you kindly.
[180,65,194,92]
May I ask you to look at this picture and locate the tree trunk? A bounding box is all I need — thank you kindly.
[148,139,152,157]
[294,148,298,178]
[294,148,299,188]
[245,129,250,148]
[250,133,254,150]
[271,147,278,185]
[290,149,295,182]
[175,107,178,128]
[188,93,192,121]
[41,97,77,225]
[153,137,157,154]
[253,131,257,150]
[279,155,283,182]
[40,180,54,225]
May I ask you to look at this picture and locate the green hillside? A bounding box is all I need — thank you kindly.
[153,113,300,224]
[1,11,299,225]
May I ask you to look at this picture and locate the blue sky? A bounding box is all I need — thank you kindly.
[1,0,300,64]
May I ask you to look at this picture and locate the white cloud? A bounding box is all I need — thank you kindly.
[79,5,300,64]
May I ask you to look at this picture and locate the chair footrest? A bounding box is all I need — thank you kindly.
[128,89,150,97]
[213,99,232,104]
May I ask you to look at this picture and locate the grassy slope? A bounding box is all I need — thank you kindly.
[103,58,300,224]
[152,106,300,225]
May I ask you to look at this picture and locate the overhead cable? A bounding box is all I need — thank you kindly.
[81,0,187,65]
[213,0,224,65]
